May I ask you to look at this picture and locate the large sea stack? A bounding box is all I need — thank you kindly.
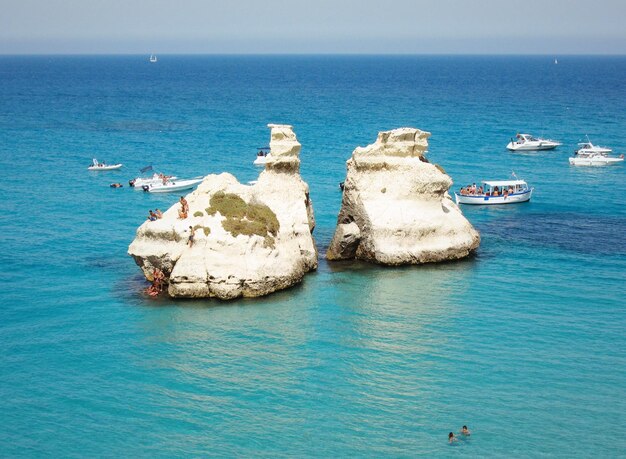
[128,124,317,299]
[327,127,479,264]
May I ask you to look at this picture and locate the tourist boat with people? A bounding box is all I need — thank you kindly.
[129,173,178,189]
[253,147,272,165]
[454,178,533,205]
[87,158,123,171]
[142,177,203,193]
[506,133,561,151]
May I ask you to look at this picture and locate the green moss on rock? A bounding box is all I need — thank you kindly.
[206,191,280,248]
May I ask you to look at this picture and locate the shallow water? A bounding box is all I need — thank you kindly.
[1,55,625,457]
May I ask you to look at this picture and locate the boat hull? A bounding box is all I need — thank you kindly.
[131,175,178,189]
[88,164,123,171]
[145,178,203,193]
[455,189,533,205]
[253,154,271,166]
[569,156,624,166]
[506,142,560,151]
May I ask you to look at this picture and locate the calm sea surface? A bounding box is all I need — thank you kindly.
[1,55,625,457]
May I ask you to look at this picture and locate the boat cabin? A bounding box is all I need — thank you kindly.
[516,134,537,143]
[482,180,528,196]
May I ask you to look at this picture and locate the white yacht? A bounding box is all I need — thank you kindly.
[506,133,561,151]
[149,54,157,63]
[569,139,623,166]
[455,179,533,205]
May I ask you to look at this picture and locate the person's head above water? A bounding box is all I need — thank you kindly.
[449,432,454,439]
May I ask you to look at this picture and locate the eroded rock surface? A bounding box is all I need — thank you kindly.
[327,127,479,265]
[128,124,317,299]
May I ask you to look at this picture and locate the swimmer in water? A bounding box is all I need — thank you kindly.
[461,425,471,436]
[448,432,457,444]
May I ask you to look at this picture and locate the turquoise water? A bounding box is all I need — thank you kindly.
[1,56,625,457]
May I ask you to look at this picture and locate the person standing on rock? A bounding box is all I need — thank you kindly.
[188,226,195,247]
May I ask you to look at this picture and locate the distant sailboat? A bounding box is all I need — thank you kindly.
[149,54,157,63]
[554,58,558,64]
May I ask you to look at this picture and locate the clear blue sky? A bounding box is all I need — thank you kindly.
[1,0,625,54]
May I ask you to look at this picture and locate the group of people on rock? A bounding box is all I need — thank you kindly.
[448,425,471,444]
[178,196,189,219]
[146,267,165,297]
[459,183,516,197]
[147,209,163,221]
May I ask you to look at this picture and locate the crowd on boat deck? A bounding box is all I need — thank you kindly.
[459,183,515,197]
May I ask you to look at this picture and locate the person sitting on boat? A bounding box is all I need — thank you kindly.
[477,186,484,195]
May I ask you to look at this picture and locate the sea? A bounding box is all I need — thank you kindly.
[0,55,625,457]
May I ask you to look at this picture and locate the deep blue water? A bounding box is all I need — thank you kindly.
[1,55,625,457]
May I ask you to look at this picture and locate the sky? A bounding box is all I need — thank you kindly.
[1,0,625,54]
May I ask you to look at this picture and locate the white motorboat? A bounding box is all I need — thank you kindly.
[143,177,203,193]
[149,54,157,63]
[569,138,623,166]
[506,133,561,151]
[455,179,533,205]
[129,173,178,189]
[253,147,271,166]
[88,158,123,171]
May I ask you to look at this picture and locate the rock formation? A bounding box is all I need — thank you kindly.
[128,124,317,299]
[327,127,479,264]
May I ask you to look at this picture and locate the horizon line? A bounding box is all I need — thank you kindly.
[1,52,626,57]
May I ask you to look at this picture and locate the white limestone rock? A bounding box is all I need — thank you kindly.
[327,127,479,264]
[128,124,317,299]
